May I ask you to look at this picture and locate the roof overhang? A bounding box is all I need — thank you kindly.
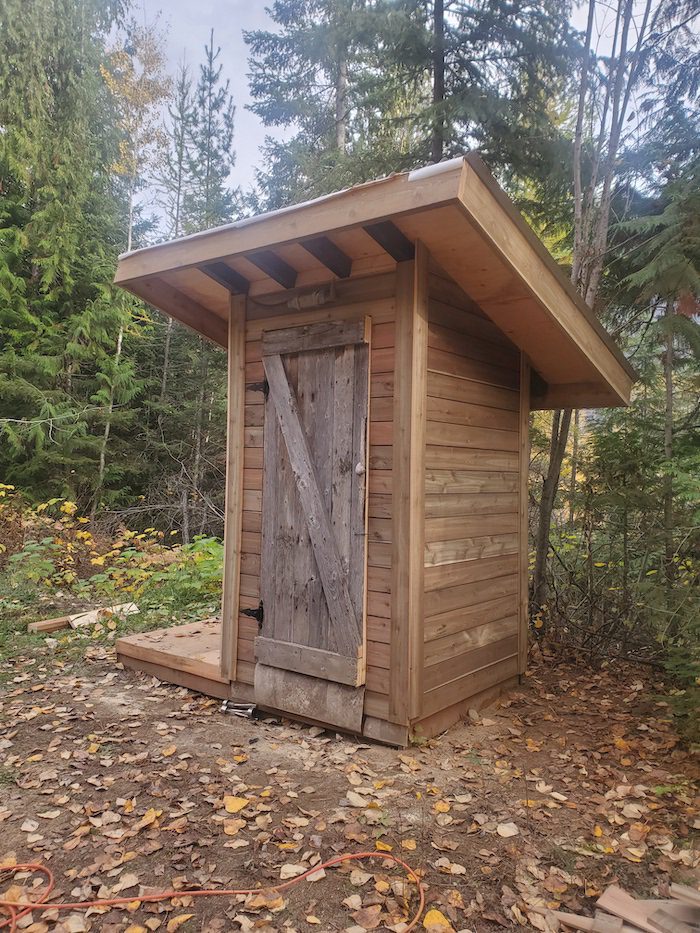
[114,153,635,408]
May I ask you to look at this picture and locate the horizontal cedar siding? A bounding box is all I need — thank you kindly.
[236,279,395,698]
[420,275,521,715]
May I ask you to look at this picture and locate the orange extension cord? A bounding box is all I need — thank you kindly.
[0,852,425,933]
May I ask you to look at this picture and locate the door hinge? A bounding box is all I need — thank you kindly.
[241,600,264,630]
[247,379,269,398]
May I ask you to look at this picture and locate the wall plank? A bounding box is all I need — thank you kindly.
[419,279,522,716]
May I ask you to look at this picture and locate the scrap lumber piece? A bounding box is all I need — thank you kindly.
[28,615,71,634]
[597,886,664,933]
[28,602,139,634]
[532,907,629,932]
[649,909,696,933]
[670,886,700,909]
[592,912,626,932]
[69,602,139,629]
[641,903,700,924]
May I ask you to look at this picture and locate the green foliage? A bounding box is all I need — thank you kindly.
[245,0,573,207]
[0,490,223,669]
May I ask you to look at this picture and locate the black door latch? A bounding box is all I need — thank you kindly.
[241,600,264,629]
[247,379,269,398]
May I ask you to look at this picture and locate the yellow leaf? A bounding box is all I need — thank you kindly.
[125,926,147,933]
[233,754,248,763]
[375,839,393,851]
[223,819,246,836]
[161,745,177,757]
[166,915,193,932]
[593,825,604,837]
[88,743,100,754]
[423,908,455,932]
[224,795,249,814]
[401,839,417,851]
[534,617,544,629]
[306,916,321,924]
[434,800,450,813]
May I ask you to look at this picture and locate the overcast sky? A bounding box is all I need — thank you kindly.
[152,0,278,191]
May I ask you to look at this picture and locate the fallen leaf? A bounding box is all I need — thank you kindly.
[497,822,519,837]
[352,904,383,930]
[223,796,249,814]
[423,908,455,932]
[166,915,193,932]
[347,791,369,808]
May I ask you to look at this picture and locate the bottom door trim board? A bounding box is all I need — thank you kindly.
[255,636,364,686]
[255,663,365,732]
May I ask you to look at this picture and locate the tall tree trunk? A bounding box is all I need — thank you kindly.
[197,389,216,535]
[159,319,174,408]
[532,408,572,624]
[190,341,209,532]
[531,0,643,621]
[568,409,580,529]
[571,0,595,288]
[431,0,445,163]
[663,302,674,610]
[181,484,190,545]
[92,324,124,519]
[335,47,348,151]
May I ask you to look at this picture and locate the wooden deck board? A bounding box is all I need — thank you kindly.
[116,618,227,687]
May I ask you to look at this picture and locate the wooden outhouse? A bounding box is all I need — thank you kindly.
[114,154,634,744]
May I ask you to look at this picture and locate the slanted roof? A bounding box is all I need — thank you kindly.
[114,153,634,408]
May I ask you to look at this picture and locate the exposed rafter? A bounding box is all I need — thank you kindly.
[247,250,297,289]
[201,262,250,295]
[363,221,415,262]
[301,236,352,278]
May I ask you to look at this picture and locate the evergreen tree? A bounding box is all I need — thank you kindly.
[0,0,129,504]
[246,0,399,206]
[245,0,573,206]
[91,17,172,515]
[144,31,238,541]
[156,62,195,419]
[184,30,238,229]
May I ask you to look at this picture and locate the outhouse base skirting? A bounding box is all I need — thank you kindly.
[116,618,517,746]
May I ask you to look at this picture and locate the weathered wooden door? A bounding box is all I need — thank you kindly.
[254,318,370,731]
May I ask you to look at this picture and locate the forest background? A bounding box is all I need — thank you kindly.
[0,0,698,737]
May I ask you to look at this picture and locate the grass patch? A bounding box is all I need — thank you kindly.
[0,491,223,674]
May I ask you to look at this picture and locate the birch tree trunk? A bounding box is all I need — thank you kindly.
[531,0,650,621]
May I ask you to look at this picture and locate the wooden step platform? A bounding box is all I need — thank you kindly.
[116,618,233,700]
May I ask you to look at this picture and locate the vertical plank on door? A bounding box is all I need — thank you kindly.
[518,353,531,676]
[390,241,428,723]
[350,331,371,668]
[220,293,247,682]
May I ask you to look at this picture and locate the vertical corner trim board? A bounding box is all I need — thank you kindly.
[518,354,531,675]
[220,294,247,682]
[389,240,429,724]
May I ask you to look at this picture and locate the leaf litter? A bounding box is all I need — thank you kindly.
[0,652,698,932]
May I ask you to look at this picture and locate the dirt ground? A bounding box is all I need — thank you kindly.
[1,646,698,932]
